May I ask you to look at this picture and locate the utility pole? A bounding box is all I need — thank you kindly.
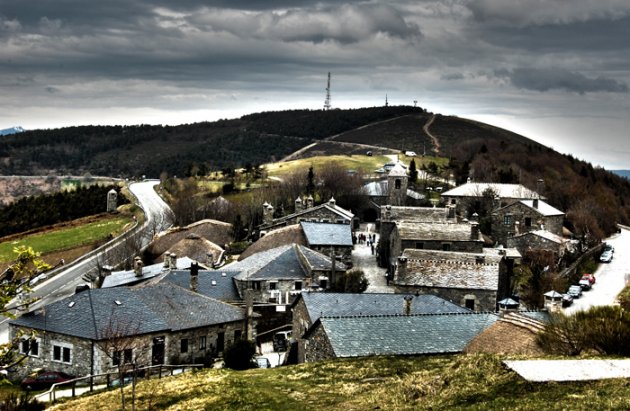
[324,72,331,111]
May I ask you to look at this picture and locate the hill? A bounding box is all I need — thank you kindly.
[48,354,630,411]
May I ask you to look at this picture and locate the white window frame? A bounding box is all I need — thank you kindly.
[19,337,41,358]
[51,340,73,364]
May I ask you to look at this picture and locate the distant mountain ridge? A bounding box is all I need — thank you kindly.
[612,170,630,179]
[0,126,24,136]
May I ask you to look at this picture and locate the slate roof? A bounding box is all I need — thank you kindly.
[513,229,565,244]
[383,206,451,223]
[442,183,539,199]
[10,283,246,340]
[396,249,505,290]
[157,234,224,266]
[160,269,241,302]
[300,222,353,247]
[315,313,499,357]
[388,162,407,177]
[230,244,340,281]
[297,292,470,324]
[148,219,233,256]
[361,181,425,200]
[101,256,199,288]
[516,200,564,216]
[396,221,480,242]
[262,200,354,229]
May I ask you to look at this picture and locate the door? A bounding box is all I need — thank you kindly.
[216,332,225,354]
[152,336,165,365]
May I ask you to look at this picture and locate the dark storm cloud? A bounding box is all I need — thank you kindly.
[494,68,628,94]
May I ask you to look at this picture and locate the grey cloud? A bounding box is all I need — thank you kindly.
[495,68,628,94]
[441,73,464,81]
[45,86,60,93]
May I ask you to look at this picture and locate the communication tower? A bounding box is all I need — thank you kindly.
[324,72,331,110]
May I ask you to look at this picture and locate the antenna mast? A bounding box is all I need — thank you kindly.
[324,72,331,110]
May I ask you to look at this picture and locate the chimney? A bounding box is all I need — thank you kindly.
[245,290,255,340]
[307,195,314,209]
[295,197,303,212]
[262,202,274,225]
[471,222,480,240]
[328,197,336,206]
[403,295,413,315]
[514,221,520,235]
[397,256,408,281]
[163,253,171,268]
[383,205,392,221]
[190,261,199,293]
[447,205,455,219]
[533,198,539,209]
[101,265,114,277]
[133,257,143,277]
[169,253,177,269]
[206,252,214,266]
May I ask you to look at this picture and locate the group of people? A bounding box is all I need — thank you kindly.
[353,232,377,255]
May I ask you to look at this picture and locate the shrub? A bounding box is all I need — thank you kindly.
[223,339,256,370]
[332,269,369,293]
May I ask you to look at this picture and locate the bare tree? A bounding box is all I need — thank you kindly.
[96,314,144,411]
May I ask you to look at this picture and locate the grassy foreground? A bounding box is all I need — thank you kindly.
[49,355,630,411]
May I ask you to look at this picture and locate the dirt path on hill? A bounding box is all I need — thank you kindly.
[423,114,440,154]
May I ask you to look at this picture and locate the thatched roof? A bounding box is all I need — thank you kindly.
[463,313,546,356]
[157,234,224,266]
[238,224,306,261]
[148,219,232,257]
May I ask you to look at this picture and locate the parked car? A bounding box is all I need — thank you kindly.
[272,331,292,352]
[567,285,583,299]
[21,370,75,390]
[579,278,591,290]
[562,294,574,307]
[255,356,271,369]
[600,250,613,263]
[581,273,596,285]
[604,243,614,253]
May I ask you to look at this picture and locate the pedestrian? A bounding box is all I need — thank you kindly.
[370,243,374,255]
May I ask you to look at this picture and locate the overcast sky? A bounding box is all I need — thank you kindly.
[1,0,629,169]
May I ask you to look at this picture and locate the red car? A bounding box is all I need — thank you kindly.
[21,370,75,390]
[581,273,596,285]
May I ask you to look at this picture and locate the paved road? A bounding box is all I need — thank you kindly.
[564,227,630,314]
[353,223,392,293]
[0,180,173,342]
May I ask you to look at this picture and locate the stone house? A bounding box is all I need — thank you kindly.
[228,244,346,305]
[301,312,498,363]
[300,221,353,265]
[377,205,457,268]
[101,255,207,288]
[491,199,565,247]
[259,197,355,235]
[441,181,540,217]
[506,229,574,261]
[291,292,471,363]
[9,283,249,380]
[392,247,521,312]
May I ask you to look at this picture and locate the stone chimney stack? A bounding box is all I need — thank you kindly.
[514,221,520,235]
[328,197,336,206]
[169,253,177,269]
[163,253,171,268]
[133,256,143,277]
[245,290,255,341]
[470,222,480,240]
[447,205,456,220]
[403,295,413,315]
[206,252,214,267]
[397,256,408,282]
[262,202,274,225]
[190,261,199,293]
[533,198,539,209]
[295,197,303,212]
[307,195,314,209]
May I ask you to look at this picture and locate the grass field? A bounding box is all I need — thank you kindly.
[0,215,132,263]
[47,354,630,411]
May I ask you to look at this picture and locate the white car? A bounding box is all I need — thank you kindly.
[600,250,613,263]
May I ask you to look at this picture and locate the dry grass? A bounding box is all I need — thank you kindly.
[48,354,630,411]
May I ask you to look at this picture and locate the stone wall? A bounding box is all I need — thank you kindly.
[302,322,336,363]
[391,286,498,312]
[492,202,564,247]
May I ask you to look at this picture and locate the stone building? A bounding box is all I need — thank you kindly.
[229,244,346,305]
[377,205,457,268]
[9,283,249,379]
[506,230,574,260]
[301,312,498,363]
[491,199,565,247]
[259,197,355,235]
[441,181,540,217]
[300,221,353,265]
[291,292,471,363]
[392,247,520,312]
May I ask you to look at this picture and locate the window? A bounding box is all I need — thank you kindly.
[181,338,189,353]
[395,179,401,189]
[503,215,512,226]
[294,281,302,291]
[113,349,133,366]
[442,243,451,251]
[269,282,277,290]
[199,336,207,350]
[465,298,475,310]
[250,281,261,290]
[234,330,242,341]
[525,217,532,227]
[52,342,72,364]
[415,242,424,249]
[20,338,40,357]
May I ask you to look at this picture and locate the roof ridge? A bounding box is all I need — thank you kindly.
[321,312,497,319]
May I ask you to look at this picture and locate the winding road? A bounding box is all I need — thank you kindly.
[0,180,173,342]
